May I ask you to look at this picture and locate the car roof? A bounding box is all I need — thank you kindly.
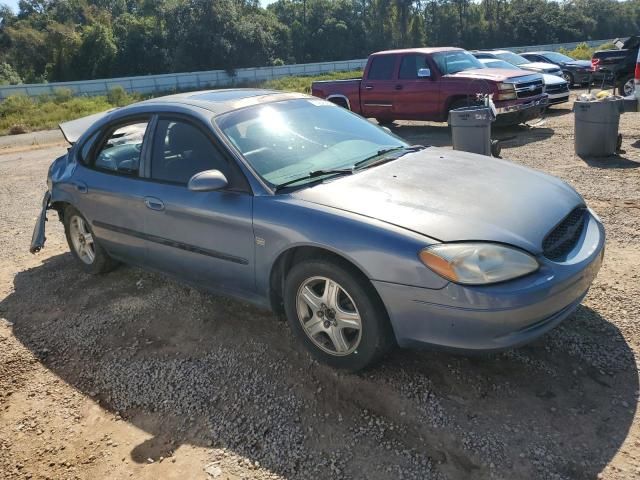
[371,47,462,56]
[133,88,309,116]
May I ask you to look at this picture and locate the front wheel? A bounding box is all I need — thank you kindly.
[562,71,574,86]
[284,259,393,371]
[64,206,118,274]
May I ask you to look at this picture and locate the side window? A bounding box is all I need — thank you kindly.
[93,121,149,175]
[151,119,228,185]
[367,56,396,80]
[399,55,429,79]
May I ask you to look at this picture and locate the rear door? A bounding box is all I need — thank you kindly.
[392,53,440,120]
[140,115,255,294]
[71,116,152,264]
[360,54,399,119]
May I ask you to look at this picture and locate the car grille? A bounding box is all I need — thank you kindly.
[514,79,545,98]
[542,207,588,261]
[546,83,569,94]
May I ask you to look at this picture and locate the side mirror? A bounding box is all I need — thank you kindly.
[188,169,228,192]
[417,68,431,79]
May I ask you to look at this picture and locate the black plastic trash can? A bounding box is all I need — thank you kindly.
[448,105,495,156]
[574,99,624,157]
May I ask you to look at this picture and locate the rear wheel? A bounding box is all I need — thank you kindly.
[618,75,635,97]
[284,258,393,371]
[64,206,118,274]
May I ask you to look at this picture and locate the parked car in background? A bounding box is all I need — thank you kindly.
[30,89,604,371]
[473,50,564,77]
[478,58,569,105]
[591,36,640,96]
[312,47,548,126]
[520,51,591,86]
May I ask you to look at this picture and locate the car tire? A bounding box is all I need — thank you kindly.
[376,118,395,126]
[283,258,394,371]
[64,206,118,274]
[617,75,635,97]
[562,71,574,86]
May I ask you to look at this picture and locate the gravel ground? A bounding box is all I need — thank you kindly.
[1,91,639,480]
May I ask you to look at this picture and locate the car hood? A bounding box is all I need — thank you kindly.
[542,74,566,86]
[522,62,561,72]
[292,148,583,254]
[447,68,535,82]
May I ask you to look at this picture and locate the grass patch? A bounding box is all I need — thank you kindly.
[0,87,139,136]
[260,70,361,94]
[0,71,362,136]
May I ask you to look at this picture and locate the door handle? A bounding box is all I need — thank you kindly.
[144,197,165,211]
[364,85,374,90]
[73,182,88,193]
[395,84,403,90]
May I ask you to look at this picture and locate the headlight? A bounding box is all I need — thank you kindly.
[419,243,539,285]
[496,82,517,101]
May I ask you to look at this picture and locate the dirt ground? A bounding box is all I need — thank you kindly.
[1,91,639,480]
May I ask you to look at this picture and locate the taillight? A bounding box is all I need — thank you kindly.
[635,49,640,80]
[591,58,600,71]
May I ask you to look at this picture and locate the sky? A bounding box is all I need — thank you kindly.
[2,0,18,11]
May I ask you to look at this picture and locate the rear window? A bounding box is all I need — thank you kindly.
[367,56,396,80]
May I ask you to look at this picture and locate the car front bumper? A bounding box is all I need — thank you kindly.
[30,191,51,254]
[494,96,548,125]
[547,91,570,105]
[374,213,605,352]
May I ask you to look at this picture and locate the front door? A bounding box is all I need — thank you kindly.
[140,117,255,295]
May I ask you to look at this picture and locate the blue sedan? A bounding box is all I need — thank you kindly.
[31,89,605,371]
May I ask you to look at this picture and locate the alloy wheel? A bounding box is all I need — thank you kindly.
[623,78,635,97]
[296,276,362,356]
[69,215,96,265]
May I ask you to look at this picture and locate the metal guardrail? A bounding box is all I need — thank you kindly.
[0,39,616,100]
[0,59,368,100]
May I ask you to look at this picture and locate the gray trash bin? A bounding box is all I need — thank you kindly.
[448,105,495,156]
[574,99,624,157]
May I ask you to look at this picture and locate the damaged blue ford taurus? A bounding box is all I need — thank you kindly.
[31,89,605,371]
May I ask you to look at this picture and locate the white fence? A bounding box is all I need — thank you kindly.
[0,59,368,100]
[0,39,615,100]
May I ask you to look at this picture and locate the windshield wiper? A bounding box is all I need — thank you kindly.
[274,168,354,192]
[353,145,425,170]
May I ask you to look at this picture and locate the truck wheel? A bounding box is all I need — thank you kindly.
[376,118,395,126]
[491,139,502,158]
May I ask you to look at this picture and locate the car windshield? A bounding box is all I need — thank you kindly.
[541,52,574,63]
[433,51,485,74]
[481,59,520,70]
[495,51,531,65]
[216,99,407,189]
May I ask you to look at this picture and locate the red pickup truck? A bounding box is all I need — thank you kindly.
[312,47,549,125]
